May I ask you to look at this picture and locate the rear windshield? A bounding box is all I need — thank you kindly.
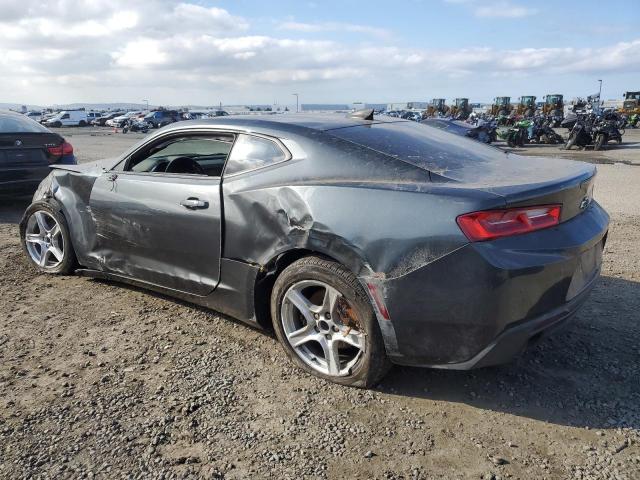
[0,113,50,133]
[327,121,503,175]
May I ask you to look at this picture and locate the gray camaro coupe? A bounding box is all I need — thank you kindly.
[20,114,609,387]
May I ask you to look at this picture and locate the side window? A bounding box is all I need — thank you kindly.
[224,134,287,175]
[126,135,234,177]
[61,114,70,119]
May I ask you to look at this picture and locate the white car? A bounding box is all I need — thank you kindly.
[44,110,89,127]
[25,111,42,123]
[105,111,142,127]
[85,112,103,123]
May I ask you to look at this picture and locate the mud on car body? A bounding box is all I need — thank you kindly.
[20,114,609,387]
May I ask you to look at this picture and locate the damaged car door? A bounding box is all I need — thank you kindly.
[88,132,234,295]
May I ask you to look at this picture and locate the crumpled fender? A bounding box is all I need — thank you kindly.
[31,169,101,269]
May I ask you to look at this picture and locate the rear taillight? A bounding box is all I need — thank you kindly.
[46,141,73,161]
[456,205,562,242]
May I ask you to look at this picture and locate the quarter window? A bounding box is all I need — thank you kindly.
[224,134,287,175]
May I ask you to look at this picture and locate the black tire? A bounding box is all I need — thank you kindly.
[271,256,391,388]
[19,201,77,275]
[594,134,605,151]
[78,120,87,127]
[53,121,62,128]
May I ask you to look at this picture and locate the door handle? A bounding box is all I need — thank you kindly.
[180,198,209,210]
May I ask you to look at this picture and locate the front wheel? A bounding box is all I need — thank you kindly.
[565,133,577,150]
[594,133,606,151]
[271,256,391,388]
[20,202,77,274]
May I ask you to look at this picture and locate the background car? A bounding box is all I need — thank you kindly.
[106,111,143,128]
[422,117,497,143]
[144,110,180,128]
[44,110,88,127]
[20,114,608,387]
[0,110,76,195]
[92,111,124,126]
[85,112,103,124]
[25,111,42,123]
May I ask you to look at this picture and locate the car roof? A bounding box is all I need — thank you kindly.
[159,114,410,136]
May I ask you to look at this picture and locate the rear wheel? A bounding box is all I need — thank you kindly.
[594,134,605,151]
[20,202,76,274]
[78,120,87,127]
[271,256,390,388]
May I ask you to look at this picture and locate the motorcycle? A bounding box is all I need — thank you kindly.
[530,116,564,144]
[592,115,623,151]
[500,119,531,147]
[565,114,595,150]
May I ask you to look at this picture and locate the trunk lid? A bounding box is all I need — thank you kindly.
[0,132,61,168]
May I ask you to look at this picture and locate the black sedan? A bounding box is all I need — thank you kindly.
[1,110,76,195]
[92,112,124,126]
[422,117,497,143]
[19,114,608,387]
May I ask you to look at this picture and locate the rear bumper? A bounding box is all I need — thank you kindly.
[378,201,609,368]
[0,156,75,195]
[403,269,598,369]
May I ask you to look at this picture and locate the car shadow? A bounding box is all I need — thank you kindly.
[90,272,639,431]
[376,275,640,431]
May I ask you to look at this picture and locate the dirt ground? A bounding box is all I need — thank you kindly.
[1,126,639,480]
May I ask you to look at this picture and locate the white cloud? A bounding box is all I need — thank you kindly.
[279,21,391,38]
[444,0,537,18]
[475,1,537,18]
[0,0,637,105]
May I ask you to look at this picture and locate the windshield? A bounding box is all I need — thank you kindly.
[0,113,50,133]
[547,95,562,104]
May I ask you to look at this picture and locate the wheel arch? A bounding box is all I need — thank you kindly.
[252,247,367,331]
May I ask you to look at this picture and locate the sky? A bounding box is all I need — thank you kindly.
[0,0,638,106]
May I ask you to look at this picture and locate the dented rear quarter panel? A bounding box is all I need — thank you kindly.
[220,130,505,279]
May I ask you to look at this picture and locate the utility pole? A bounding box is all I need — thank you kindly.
[292,93,299,113]
[143,99,149,111]
[597,79,603,104]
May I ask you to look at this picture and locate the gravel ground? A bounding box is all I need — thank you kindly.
[1,126,639,479]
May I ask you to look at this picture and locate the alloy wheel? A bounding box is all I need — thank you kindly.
[24,211,65,269]
[281,280,365,377]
